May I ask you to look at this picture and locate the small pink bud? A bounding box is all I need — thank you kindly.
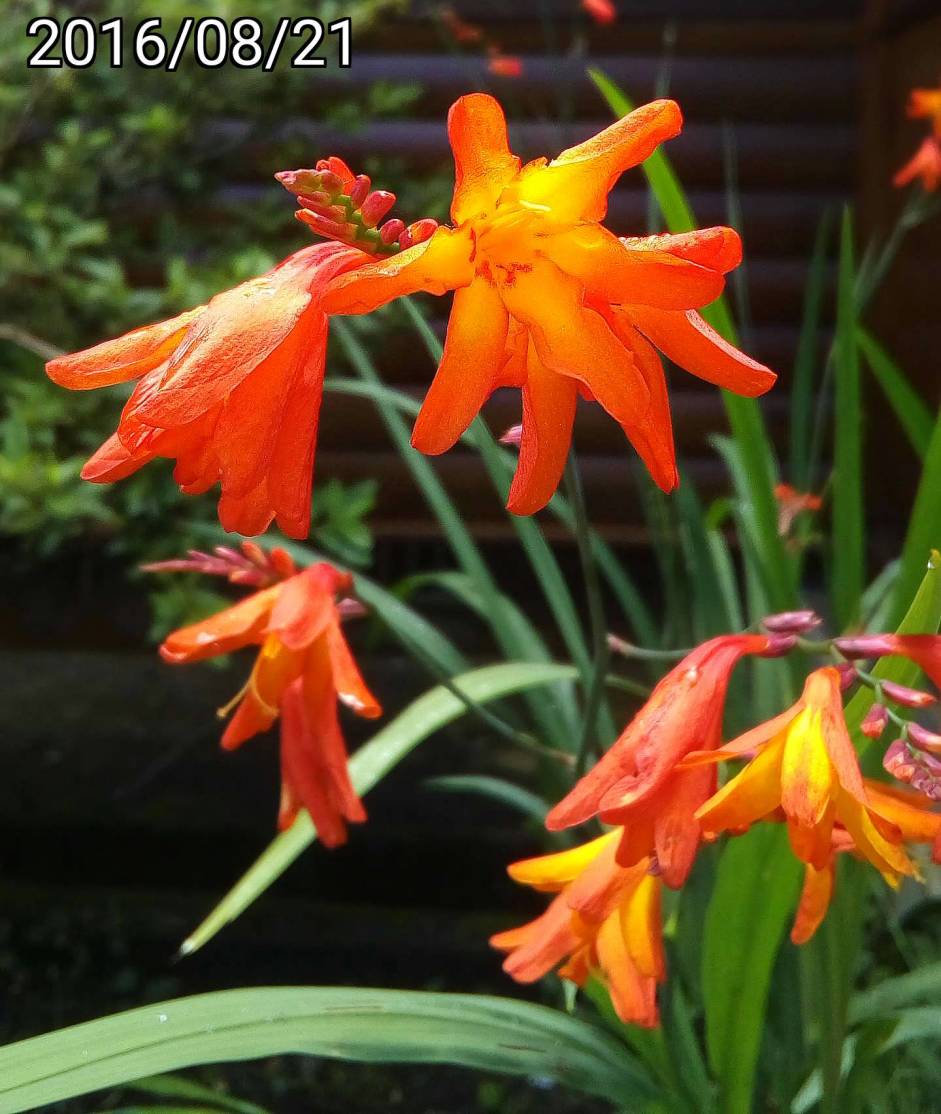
[833,635,897,660]
[349,174,371,208]
[398,228,414,250]
[337,597,368,620]
[274,168,323,196]
[860,703,889,739]
[907,722,941,753]
[406,218,439,246]
[761,634,798,658]
[835,662,858,691]
[881,680,937,709]
[500,424,523,447]
[297,196,347,222]
[884,738,916,780]
[361,190,397,227]
[762,610,822,634]
[379,218,406,245]
[295,209,357,242]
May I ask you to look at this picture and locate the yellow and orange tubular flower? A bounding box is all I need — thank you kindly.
[546,634,778,887]
[322,94,776,514]
[491,831,666,1027]
[792,780,941,945]
[46,242,369,538]
[686,667,916,887]
[894,135,941,193]
[160,561,380,845]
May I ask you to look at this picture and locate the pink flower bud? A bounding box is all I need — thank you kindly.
[880,680,937,709]
[361,190,397,228]
[274,168,326,197]
[398,227,414,250]
[761,634,798,658]
[406,218,439,246]
[337,597,368,620]
[349,174,371,208]
[860,703,889,739]
[833,635,897,660]
[884,738,916,781]
[379,218,406,245]
[907,722,941,753]
[500,424,523,447]
[762,610,822,634]
[835,662,858,691]
[295,209,357,242]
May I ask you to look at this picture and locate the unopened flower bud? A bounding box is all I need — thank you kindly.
[406,218,439,246]
[835,662,858,691]
[295,209,357,242]
[360,190,397,227]
[349,174,371,208]
[881,680,937,709]
[884,738,916,781]
[500,424,523,447]
[860,703,889,739]
[762,610,822,634]
[907,722,941,754]
[316,170,345,197]
[761,634,798,658]
[316,156,355,190]
[833,635,896,660]
[274,168,325,197]
[379,218,406,245]
[337,597,368,620]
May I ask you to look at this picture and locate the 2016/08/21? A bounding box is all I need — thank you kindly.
[26,16,352,71]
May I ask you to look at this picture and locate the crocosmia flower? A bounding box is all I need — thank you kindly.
[907,83,941,136]
[491,831,665,1027]
[322,94,776,514]
[893,136,941,192]
[159,560,380,845]
[687,667,915,882]
[582,0,617,24]
[546,634,777,886]
[46,242,368,538]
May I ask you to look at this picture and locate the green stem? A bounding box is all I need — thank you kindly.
[565,452,610,776]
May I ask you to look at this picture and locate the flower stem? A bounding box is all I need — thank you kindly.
[564,451,609,777]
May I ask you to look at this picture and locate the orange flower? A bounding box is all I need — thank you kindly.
[893,136,941,192]
[487,53,523,78]
[774,482,823,535]
[582,0,617,23]
[46,242,368,538]
[322,94,776,514]
[160,561,380,845]
[687,668,915,882]
[546,634,777,886]
[792,780,941,944]
[491,831,665,1027]
[907,84,941,137]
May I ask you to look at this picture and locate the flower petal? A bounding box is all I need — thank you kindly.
[619,227,742,274]
[695,740,785,835]
[499,260,650,426]
[517,99,682,222]
[46,306,202,390]
[541,224,725,309]
[160,585,280,663]
[81,432,153,483]
[268,568,335,651]
[629,305,777,397]
[791,861,834,945]
[448,93,522,223]
[780,707,834,829]
[411,276,509,454]
[321,226,474,315]
[506,341,578,514]
[325,619,382,719]
[507,832,617,893]
[595,909,659,1027]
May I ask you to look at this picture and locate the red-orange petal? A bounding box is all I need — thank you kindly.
[160,585,280,663]
[81,432,153,483]
[268,568,335,651]
[325,620,382,719]
[619,227,742,274]
[447,93,522,223]
[791,861,834,945]
[629,305,777,397]
[411,277,509,454]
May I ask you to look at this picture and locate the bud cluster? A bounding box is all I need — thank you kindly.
[142,541,297,588]
[276,156,439,256]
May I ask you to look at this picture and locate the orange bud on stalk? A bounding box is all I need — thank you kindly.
[379,218,406,245]
[349,174,371,208]
[860,703,888,739]
[361,190,397,227]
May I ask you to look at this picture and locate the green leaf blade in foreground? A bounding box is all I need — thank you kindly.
[889,417,941,629]
[856,327,933,459]
[181,662,578,956]
[0,987,654,1113]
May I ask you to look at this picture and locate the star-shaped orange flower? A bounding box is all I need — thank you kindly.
[322,94,776,513]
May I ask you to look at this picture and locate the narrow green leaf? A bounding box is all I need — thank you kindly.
[424,775,550,824]
[889,414,941,628]
[856,328,933,458]
[128,1074,268,1114]
[832,208,864,630]
[702,825,802,1114]
[181,662,578,955]
[850,961,941,1024]
[791,211,833,490]
[0,987,654,1112]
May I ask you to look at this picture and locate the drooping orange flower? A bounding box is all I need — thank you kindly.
[546,634,778,886]
[322,94,776,514]
[906,83,941,137]
[46,242,369,538]
[491,831,665,1027]
[159,560,380,845]
[774,482,823,536]
[893,136,941,192]
[686,668,915,883]
[792,780,941,944]
[582,0,617,24]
